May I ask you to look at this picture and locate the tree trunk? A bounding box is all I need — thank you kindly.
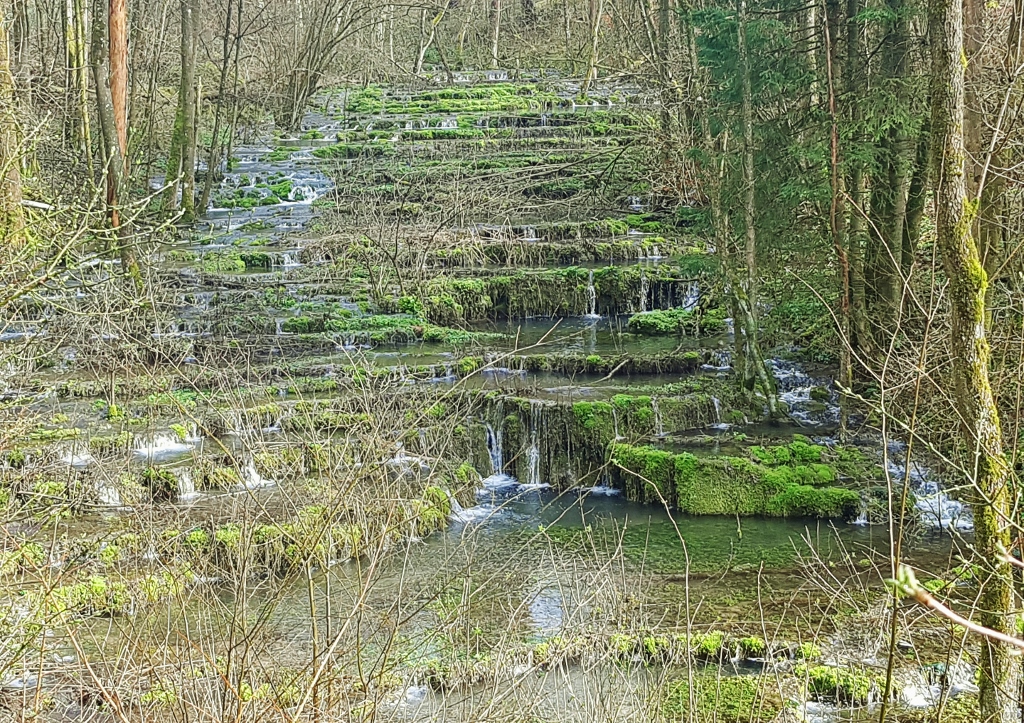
[581,0,603,93]
[490,0,501,68]
[109,0,128,167]
[901,120,930,273]
[864,0,910,336]
[165,0,197,218]
[845,0,870,358]
[93,0,142,292]
[0,0,25,245]
[736,0,778,417]
[824,0,850,439]
[929,0,1020,718]
[66,0,94,177]
[200,0,240,213]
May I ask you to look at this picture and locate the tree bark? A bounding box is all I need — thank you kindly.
[200,0,241,213]
[736,0,778,417]
[109,0,129,165]
[929,0,1020,717]
[165,0,197,218]
[864,0,910,336]
[66,0,94,176]
[581,0,603,93]
[901,120,930,273]
[824,0,850,438]
[490,0,501,68]
[93,0,142,292]
[0,0,25,245]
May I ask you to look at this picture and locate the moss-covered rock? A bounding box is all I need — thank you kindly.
[610,444,861,519]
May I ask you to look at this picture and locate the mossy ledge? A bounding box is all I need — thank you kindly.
[467,392,724,487]
[609,441,863,519]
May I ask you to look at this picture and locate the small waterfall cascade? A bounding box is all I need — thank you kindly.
[711,397,723,424]
[522,226,540,242]
[485,423,503,476]
[177,470,198,501]
[652,397,665,437]
[96,480,122,507]
[240,459,274,489]
[612,406,623,441]
[681,281,700,311]
[638,269,649,313]
[585,270,599,318]
[526,401,543,487]
[886,444,971,531]
[133,433,193,463]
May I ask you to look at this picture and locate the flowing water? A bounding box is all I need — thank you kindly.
[1,77,973,720]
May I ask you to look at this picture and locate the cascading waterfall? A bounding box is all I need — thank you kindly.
[652,397,665,437]
[526,401,543,487]
[711,397,722,424]
[585,269,599,318]
[485,423,503,475]
[681,281,700,311]
[612,406,623,441]
[177,470,198,501]
[96,480,122,507]
[639,269,649,313]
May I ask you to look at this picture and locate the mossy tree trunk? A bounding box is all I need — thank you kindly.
[929,0,1020,717]
[165,0,197,219]
[65,0,94,179]
[864,0,911,342]
[736,0,778,418]
[0,0,25,246]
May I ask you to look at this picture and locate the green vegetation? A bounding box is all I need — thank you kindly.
[611,442,862,518]
[663,672,781,723]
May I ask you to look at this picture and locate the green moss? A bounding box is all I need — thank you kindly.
[29,427,82,441]
[796,664,882,704]
[627,308,726,336]
[609,444,860,518]
[663,672,780,723]
[738,636,767,657]
[141,467,179,500]
[797,642,822,660]
[89,431,133,454]
[692,629,727,658]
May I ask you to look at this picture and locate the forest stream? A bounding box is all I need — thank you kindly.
[1,74,984,722]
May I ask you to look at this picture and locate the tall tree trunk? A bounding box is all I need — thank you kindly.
[901,120,930,273]
[93,0,142,292]
[165,0,197,218]
[414,7,447,74]
[581,0,603,93]
[490,0,501,68]
[864,0,910,337]
[200,0,240,213]
[736,0,778,417]
[0,1,25,245]
[824,0,850,439]
[845,0,870,358]
[109,0,128,166]
[66,0,94,177]
[929,0,1020,718]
